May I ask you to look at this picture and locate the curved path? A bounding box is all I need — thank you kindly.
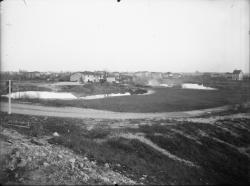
[0,102,231,119]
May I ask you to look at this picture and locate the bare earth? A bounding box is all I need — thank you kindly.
[0,102,231,119]
[0,127,136,185]
[1,102,249,185]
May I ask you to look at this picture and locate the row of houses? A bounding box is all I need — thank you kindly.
[18,71,71,81]
[202,70,244,81]
[70,72,104,83]
[133,71,182,79]
[69,69,244,84]
[70,71,136,84]
[69,71,184,84]
[2,69,244,82]
[70,71,118,83]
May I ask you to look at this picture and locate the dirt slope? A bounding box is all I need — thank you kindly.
[0,127,136,185]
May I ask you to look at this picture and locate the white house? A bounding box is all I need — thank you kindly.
[106,76,116,83]
[70,72,84,82]
[232,70,243,80]
[70,72,104,83]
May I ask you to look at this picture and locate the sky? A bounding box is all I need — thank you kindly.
[1,0,249,73]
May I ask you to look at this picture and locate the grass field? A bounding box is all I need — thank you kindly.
[57,83,130,97]
[0,111,249,185]
[4,86,249,113]
[1,80,250,113]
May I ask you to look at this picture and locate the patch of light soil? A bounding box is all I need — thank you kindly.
[80,92,131,100]
[159,84,174,87]
[79,90,155,100]
[2,89,155,100]
[0,127,136,185]
[182,83,217,90]
[2,91,77,100]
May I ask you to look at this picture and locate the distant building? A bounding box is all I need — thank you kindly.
[232,70,243,80]
[119,75,133,83]
[70,72,104,83]
[106,76,116,83]
[134,71,151,78]
[120,72,134,77]
[83,72,98,83]
[210,73,221,78]
[162,72,173,78]
[27,71,41,79]
[70,72,84,82]
[111,72,120,77]
[224,72,233,79]
[172,73,182,78]
[108,72,120,81]
[151,72,163,79]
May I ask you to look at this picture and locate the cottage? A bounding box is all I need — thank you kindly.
[224,72,233,79]
[112,72,120,77]
[70,72,104,83]
[151,72,163,79]
[119,75,133,83]
[210,73,221,78]
[172,73,182,79]
[70,72,84,82]
[232,70,243,81]
[26,71,41,79]
[134,71,151,78]
[82,72,97,82]
[108,72,120,81]
[106,76,116,83]
[162,72,173,78]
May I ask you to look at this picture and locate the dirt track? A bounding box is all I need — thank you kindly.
[0,102,230,119]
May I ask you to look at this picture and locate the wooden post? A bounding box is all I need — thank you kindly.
[8,80,11,114]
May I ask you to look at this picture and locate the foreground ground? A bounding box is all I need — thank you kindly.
[0,106,249,185]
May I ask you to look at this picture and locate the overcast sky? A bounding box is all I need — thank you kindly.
[1,0,249,72]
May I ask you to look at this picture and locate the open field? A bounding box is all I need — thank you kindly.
[0,110,249,185]
[2,86,249,113]
[57,83,133,97]
[1,79,249,112]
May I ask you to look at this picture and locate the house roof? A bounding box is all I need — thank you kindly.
[233,70,242,74]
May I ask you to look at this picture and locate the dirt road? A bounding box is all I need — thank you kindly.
[0,102,231,119]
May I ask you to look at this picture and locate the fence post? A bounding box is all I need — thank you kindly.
[8,80,11,114]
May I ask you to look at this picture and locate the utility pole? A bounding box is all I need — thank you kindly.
[8,80,11,114]
[249,0,250,79]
